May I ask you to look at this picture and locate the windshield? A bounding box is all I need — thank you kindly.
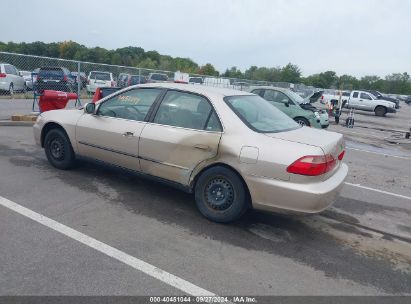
[287,90,305,104]
[225,95,300,133]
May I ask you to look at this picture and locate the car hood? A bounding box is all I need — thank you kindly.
[302,90,324,104]
[264,127,344,157]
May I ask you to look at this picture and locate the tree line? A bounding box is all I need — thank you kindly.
[0,41,410,95]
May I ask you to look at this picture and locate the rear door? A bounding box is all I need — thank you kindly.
[76,88,163,171]
[139,90,222,185]
[348,91,360,108]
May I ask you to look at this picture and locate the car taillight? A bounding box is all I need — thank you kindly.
[0,73,6,78]
[321,95,324,100]
[338,150,345,160]
[63,75,68,81]
[111,81,115,87]
[287,154,336,176]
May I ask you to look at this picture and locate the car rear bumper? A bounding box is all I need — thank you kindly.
[246,163,348,214]
[0,81,10,91]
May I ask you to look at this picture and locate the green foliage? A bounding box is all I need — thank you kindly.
[198,63,219,76]
[1,40,410,94]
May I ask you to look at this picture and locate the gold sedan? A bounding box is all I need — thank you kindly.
[33,83,348,222]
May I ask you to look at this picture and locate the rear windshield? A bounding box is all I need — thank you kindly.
[89,72,111,81]
[39,68,64,77]
[189,77,203,84]
[224,95,299,133]
[150,74,168,81]
[130,76,145,84]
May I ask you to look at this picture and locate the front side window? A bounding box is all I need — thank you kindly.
[97,88,162,121]
[360,93,372,100]
[263,90,291,104]
[225,95,299,133]
[154,91,221,131]
[251,89,264,97]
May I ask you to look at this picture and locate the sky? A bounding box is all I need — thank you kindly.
[2,0,410,77]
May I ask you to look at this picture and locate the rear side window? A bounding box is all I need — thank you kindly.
[251,89,264,97]
[154,91,221,131]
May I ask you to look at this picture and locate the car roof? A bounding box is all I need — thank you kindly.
[249,86,290,93]
[136,83,252,97]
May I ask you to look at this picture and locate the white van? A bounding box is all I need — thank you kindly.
[86,71,115,93]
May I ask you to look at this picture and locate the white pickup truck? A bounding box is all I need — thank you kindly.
[345,90,397,116]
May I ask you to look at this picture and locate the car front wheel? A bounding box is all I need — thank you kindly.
[44,128,75,170]
[194,166,248,223]
[294,117,310,126]
[374,106,387,117]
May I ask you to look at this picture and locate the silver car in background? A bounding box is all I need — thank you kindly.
[0,63,26,94]
[19,70,34,90]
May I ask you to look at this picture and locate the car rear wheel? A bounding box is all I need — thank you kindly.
[44,128,75,170]
[294,117,310,126]
[374,106,387,117]
[194,166,248,223]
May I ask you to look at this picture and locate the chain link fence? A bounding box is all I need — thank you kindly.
[0,51,318,101]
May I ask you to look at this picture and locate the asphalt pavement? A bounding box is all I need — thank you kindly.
[0,124,410,296]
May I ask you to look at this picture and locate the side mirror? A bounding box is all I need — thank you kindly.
[285,101,290,107]
[84,103,96,114]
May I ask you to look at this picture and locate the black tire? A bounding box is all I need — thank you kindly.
[294,117,310,127]
[44,128,75,170]
[194,166,248,223]
[374,106,387,117]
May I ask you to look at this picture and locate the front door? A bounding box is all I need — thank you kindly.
[139,90,222,185]
[263,89,292,116]
[76,88,163,171]
[359,92,374,110]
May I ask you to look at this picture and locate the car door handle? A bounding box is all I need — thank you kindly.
[194,144,209,150]
[122,131,134,137]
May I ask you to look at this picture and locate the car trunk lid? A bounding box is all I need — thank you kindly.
[265,127,345,179]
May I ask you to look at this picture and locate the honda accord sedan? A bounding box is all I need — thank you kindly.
[33,83,348,222]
